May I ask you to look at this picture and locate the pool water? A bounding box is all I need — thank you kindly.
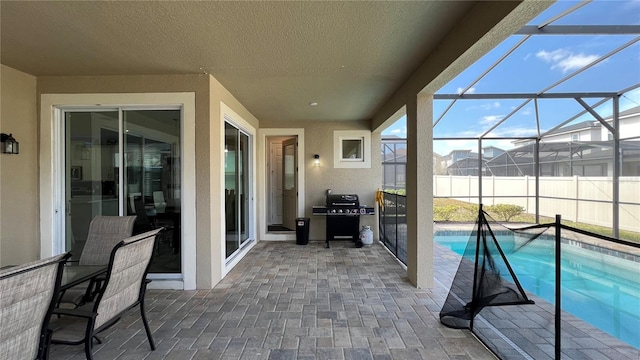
[436,234,640,349]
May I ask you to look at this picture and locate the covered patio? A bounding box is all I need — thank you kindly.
[2,1,637,358]
[48,239,638,360]
[48,241,492,360]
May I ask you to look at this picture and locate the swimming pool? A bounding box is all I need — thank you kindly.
[435,233,640,349]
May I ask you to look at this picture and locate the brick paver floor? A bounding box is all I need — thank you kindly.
[48,240,495,360]
[47,238,640,359]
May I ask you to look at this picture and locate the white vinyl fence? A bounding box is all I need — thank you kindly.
[434,175,640,232]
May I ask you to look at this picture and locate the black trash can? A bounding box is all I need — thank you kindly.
[295,217,310,245]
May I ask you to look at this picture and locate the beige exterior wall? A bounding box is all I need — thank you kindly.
[209,75,260,285]
[260,119,381,241]
[0,65,39,266]
[6,69,384,285]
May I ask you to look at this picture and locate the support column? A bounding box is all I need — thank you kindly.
[406,93,433,288]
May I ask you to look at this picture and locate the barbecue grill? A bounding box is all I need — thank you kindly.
[312,192,375,248]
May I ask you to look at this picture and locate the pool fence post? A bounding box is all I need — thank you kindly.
[555,214,561,360]
[470,204,483,332]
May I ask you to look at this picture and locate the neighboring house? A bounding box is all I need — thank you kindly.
[439,106,640,177]
[482,146,505,159]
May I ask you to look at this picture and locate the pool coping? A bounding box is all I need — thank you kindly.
[434,222,640,260]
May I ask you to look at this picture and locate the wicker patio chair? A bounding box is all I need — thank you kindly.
[58,215,136,307]
[48,228,162,360]
[0,253,70,360]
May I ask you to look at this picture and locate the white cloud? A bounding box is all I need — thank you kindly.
[536,48,600,73]
[623,0,640,10]
[480,101,500,110]
[491,127,539,137]
[386,126,407,136]
[480,115,503,125]
[457,87,476,95]
[433,139,478,155]
[482,139,518,150]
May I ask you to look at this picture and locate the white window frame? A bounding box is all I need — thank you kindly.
[333,130,371,168]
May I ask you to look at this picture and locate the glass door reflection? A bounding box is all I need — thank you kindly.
[123,110,181,273]
[65,111,119,260]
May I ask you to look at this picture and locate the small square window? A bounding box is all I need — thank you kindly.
[342,139,363,160]
[334,130,371,168]
[571,133,579,141]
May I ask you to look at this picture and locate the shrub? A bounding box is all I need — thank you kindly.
[486,204,524,222]
[434,205,459,221]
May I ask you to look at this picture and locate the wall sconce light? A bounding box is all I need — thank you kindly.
[1,133,19,154]
[314,154,320,167]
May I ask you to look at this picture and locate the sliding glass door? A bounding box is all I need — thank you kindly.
[225,121,251,258]
[64,108,181,274]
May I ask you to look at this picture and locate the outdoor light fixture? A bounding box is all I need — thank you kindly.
[314,154,320,167]
[0,133,19,154]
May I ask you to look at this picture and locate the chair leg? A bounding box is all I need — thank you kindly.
[140,301,156,350]
[38,329,52,360]
[84,337,93,360]
[84,319,95,360]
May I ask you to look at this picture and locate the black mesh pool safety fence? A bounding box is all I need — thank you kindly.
[439,205,640,359]
[378,192,407,264]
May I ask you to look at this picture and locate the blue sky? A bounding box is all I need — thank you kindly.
[382,0,640,155]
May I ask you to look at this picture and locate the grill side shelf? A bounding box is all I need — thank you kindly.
[312,206,375,216]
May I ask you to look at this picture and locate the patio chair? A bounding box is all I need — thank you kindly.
[48,228,162,360]
[0,253,71,360]
[77,216,137,266]
[58,215,136,307]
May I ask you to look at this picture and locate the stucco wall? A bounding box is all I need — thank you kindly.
[209,75,260,285]
[260,119,382,241]
[0,65,39,266]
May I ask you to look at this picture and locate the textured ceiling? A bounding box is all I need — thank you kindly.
[2,1,480,122]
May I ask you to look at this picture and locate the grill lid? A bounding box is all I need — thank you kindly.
[326,194,359,207]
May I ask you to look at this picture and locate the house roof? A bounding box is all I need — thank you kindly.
[0,1,546,124]
[545,105,640,136]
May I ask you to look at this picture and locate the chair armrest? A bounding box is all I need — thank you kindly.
[52,308,97,319]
